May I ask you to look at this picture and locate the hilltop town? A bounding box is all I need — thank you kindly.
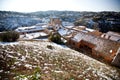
[14,17,120,67]
[0,11,120,80]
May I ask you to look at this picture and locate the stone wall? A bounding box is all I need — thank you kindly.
[111,48,120,67]
[67,38,119,66]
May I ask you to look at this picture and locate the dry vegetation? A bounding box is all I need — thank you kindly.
[0,40,120,80]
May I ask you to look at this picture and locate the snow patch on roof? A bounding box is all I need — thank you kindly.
[86,28,95,32]
[15,25,45,33]
[58,28,73,36]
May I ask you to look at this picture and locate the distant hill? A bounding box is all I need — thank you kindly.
[0,11,41,31]
[0,11,120,32]
[0,11,81,31]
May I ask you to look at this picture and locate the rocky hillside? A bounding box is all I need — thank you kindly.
[0,11,41,31]
[0,11,120,32]
[0,40,120,80]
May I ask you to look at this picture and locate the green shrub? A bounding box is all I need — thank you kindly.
[49,33,64,44]
[47,45,54,49]
[0,31,19,42]
[14,67,41,80]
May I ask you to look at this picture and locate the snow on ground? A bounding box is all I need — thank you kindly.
[34,38,49,41]
[0,40,120,80]
[0,42,18,45]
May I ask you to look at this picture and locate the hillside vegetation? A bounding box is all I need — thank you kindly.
[0,40,120,80]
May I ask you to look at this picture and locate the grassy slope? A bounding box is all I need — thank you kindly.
[0,40,120,80]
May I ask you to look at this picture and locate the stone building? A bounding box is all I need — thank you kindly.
[49,17,62,30]
[67,32,120,67]
[101,31,120,42]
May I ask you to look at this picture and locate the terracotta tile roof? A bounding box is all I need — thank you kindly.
[106,31,120,41]
[72,32,120,56]
[107,31,120,37]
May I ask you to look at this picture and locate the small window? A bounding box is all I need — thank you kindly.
[108,36,111,39]
[117,39,120,42]
[72,42,75,45]
[110,50,113,53]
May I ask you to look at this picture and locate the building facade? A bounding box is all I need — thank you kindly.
[67,32,120,67]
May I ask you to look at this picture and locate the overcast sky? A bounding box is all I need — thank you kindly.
[0,0,120,12]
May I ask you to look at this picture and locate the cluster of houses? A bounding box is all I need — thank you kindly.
[15,17,120,67]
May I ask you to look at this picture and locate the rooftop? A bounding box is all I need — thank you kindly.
[72,32,120,56]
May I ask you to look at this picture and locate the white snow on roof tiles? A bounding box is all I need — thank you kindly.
[109,36,120,41]
[86,28,95,32]
[64,26,74,28]
[72,33,83,42]
[58,29,68,36]
[15,25,45,33]
[58,28,73,36]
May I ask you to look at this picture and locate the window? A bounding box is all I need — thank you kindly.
[72,42,75,45]
[117,39,120,42]
[110,50,113,53]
